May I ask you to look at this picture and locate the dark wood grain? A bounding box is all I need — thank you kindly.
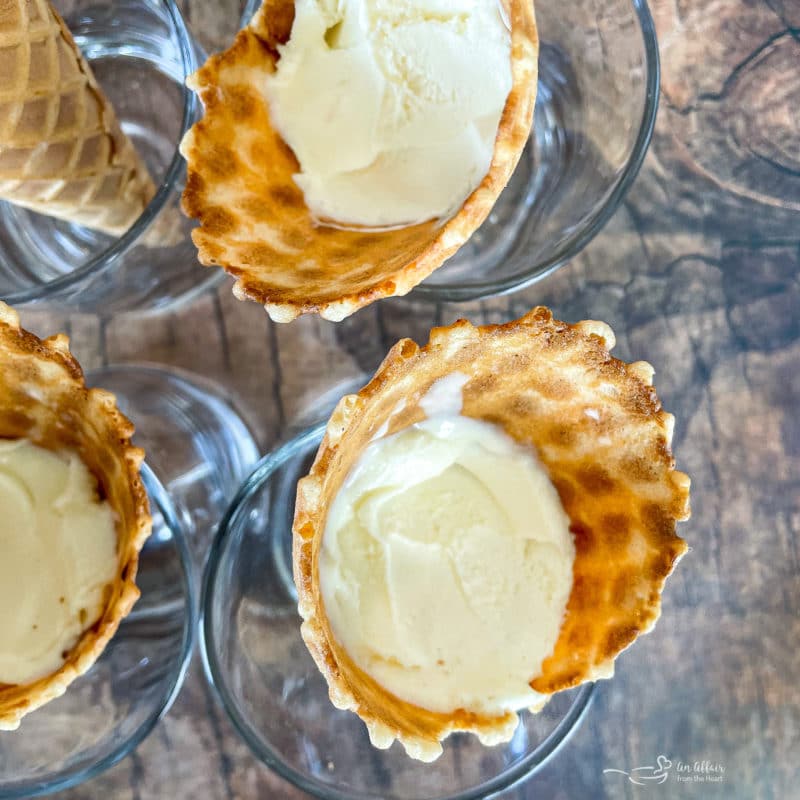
[13,0,800,797]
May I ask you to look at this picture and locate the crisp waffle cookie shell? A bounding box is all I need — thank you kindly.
[0,0,155,234]
[0,303,151,731]
[294,307,691,761]
[180,0,538,322]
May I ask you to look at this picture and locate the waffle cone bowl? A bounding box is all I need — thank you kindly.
[0,0,155,235]
[0,303,151,730]
[180,0,538,322]
[293,307,691,761]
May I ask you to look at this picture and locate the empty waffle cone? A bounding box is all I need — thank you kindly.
[180,0,538,322]
[0,302,151,730]
[0,0,155,235]
[294,307,691,760]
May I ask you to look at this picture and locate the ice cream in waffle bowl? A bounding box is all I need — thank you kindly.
[293,307,690,761]
[181,0,538,321]
[0,302,151,731]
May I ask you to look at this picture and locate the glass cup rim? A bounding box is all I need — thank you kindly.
[0,463,197,800]
[414,0,661,301]
[2,0,199,307]
[203,422,596,800]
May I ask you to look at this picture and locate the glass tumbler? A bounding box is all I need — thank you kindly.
[0,353,262,796]
[0,0,215,314]
[87,363,261,563]
[0,465,195,799]
[238,0,659,302]
[203,424,595,800]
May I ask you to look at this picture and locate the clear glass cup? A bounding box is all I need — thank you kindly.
[0,465,195,799]
[0,0,217,315]
[87,364,261,564]
[203,424,596,800]
[239,0,659,302]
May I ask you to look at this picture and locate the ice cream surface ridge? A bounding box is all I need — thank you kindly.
[319,412,575,715]
[264,0,513,227]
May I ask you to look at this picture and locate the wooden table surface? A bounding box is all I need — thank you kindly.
[16,0,799,798]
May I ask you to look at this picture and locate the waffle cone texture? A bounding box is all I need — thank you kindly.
[0,302,152,730]
[181,0,539,322]
[0,0,155,235]
[293,307,691,760]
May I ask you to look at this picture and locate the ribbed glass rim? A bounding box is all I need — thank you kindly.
[0,464,197,800]
[2,0,201,307]
[238,0,660,304]
[203,422,596,800]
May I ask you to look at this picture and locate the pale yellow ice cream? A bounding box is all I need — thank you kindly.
[264,0,513,227]
[319,413,575,715]
[0,439,118,686]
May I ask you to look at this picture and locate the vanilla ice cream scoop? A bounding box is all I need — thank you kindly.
[294,309,690,760]
[264,0,513,227]
[0,439,118,686]
[320,414,575,715]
